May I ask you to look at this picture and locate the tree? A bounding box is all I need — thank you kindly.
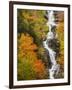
[17,33,47,80]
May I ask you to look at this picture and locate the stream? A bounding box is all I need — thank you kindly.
[43,10,60,79]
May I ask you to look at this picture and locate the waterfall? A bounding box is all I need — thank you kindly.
[43,10,60,79]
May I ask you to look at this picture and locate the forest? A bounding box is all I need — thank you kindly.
[17,9,64,80]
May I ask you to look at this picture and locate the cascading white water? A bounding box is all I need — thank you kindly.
[43,10,60,79]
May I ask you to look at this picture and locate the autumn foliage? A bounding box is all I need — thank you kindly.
[33,60,47,79]
[17,33,47,80]
[17,9,64,80]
